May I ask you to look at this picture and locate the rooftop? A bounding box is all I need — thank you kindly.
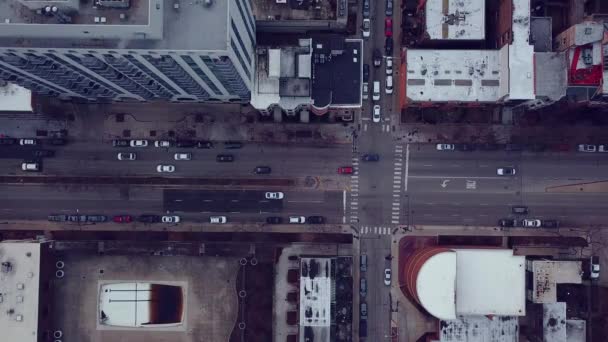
[0,0,229,50]
[252,0,338,21]
[299,257,331,342]
[527,260,582,303]
[439,316,519,342]
[543,302,567,342]
[0,83,32,112]
[0,241,41,342]
[424,0,485,40]
[508,0,535,100]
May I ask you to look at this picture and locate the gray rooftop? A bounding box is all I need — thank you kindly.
[0,0,229,50]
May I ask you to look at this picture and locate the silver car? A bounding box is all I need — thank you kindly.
[523,219,541,228]
[117,152,136,161]
[156,164,175,173]
[130,140,149,147]
[174,152,192,161]
[436,144,455,151]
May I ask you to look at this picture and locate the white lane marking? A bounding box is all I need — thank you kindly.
[423,164,433,167]
[404,144,410,192]
[287,200,323,203]
[343,190,346,219]
[480,164,489,167]
[409,175,505,179]
[203,199,213,202]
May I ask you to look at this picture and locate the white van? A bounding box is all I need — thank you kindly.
[372,81,380,101]
[386,75,393,94]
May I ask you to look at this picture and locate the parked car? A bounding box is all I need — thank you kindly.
[361,154,379,162]
[216,154,234,162]
[196,140,214,149]
[154,140,172,148]
[512,206,529,215]
[86,215,108,223]
[385,75,393,94]
[48,214,68,222]
[523,219,542,228]
[455,143,475,152]
[385,0,393,16]
[373,49,382,67]
[362,0,370,18]
[578,144,597,152]
[385,37,393,55]
[174,152,192,161]
[266,216,282,224]
[20,138,38,146]
[307,216,325,224]
[373,105,381,123]
[33,150,55,157]
[362,82,369,100]
[542,220,560,228]
[384,268,392,286]
[289,216,306,224]
[254,166,272,174]
[113,215,132,223]
[21,161,40,172]
[505,143,524,151]
[362,18,371,38]
[162,215,180,223]
[363,64,370,82]
[210,216,227,224]
[68,215,87,222]
[337,166,353,174]
[176,140,196,148]
[499,218,517,227]
[130,139,148,147]
[156,164,175,173]
[497,167,516,176]
[384,18,393,37]
[360,254,368,272]
[117,152,136,161]
[224,141,243,149]
[436,144,455,151]
[360,320,368,337]
[265,192,284,200]
[113,139,130,147]
[599,145,608,153]
[360,278,367,297]
[137,214,161,223]
[591,256,600,279]
[0,138,17,145]
[385,57,393,75]
[48,138,67,146]
[360,302,368,319]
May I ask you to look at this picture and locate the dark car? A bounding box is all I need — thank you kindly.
[68,215,87,222]
[176,140,196,148]
[373,49,382,67]
[86,215,108,223]
[266,216,282,224]
[499,218,517,227]
[455,143,475,152]
[48,214,68,222]
[527,143,547,152]
[512,206,528,215]
[137,214,161,223]
[542,220,560,228]
[48,138,67,146]
[196,140,214,149]
[33,150,55,157]
[361,154,379,162]
[362,0,370,18]
[363,63,370,82]
[359,320,367,337]
[0,138,17,145]
[360,302,368,320]
[254,166,271,174]
[478,143,501,151]
[505,143,524,151]
[307,216,325,224]
[224,141,243,149]
[112,139,130,147]
[216,154,234,162]
[385,37,393,56]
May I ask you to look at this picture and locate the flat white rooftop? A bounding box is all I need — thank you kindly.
[508,0,535,100]
[0,83,32,112]
[425,0,485,40]
[299,257,331,342]
[0,241,41,342]
[527,260,582,303]
[406,49,503,103]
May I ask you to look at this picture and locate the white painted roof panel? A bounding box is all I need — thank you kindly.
[425,0,485,40]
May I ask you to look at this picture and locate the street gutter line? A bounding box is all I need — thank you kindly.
[404,144,410,192]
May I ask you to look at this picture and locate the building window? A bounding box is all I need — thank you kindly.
[230,40,251,80]
[231,20,251,65]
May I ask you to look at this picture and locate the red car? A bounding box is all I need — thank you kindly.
[338,166,353,174]
[113,215,133,223]
[385,18,393,37]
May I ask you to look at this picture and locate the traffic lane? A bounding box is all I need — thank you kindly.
[163,189,283,213]
[407,176,519,194]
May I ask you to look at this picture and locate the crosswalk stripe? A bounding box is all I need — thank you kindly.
[391,220,399,224]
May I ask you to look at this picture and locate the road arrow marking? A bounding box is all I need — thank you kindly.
[441,179,450,188]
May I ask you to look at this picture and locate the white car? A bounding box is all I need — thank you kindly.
[289,216,306,224]
[591,256,600,279]
[117,152,136,161]
[497,167,516,176]
[598,145,607,152]
[21,162,40,172]
[578,144,596,152]
[161,215,180,223]
[130,140,149,147]
[373,105,381,123]
[19,138,38,146]
[265,192,284,200]
[436,144,455,151]
[362,82,369,100]
[523,219,541,228]
[156,164,175,173]
[386,57,393,75]
[362,18,371,38]
[210,216,227,224]
[385,75,393,94]
[174,152,192,161]
[154,140,172,148]
[384,268,392,286]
